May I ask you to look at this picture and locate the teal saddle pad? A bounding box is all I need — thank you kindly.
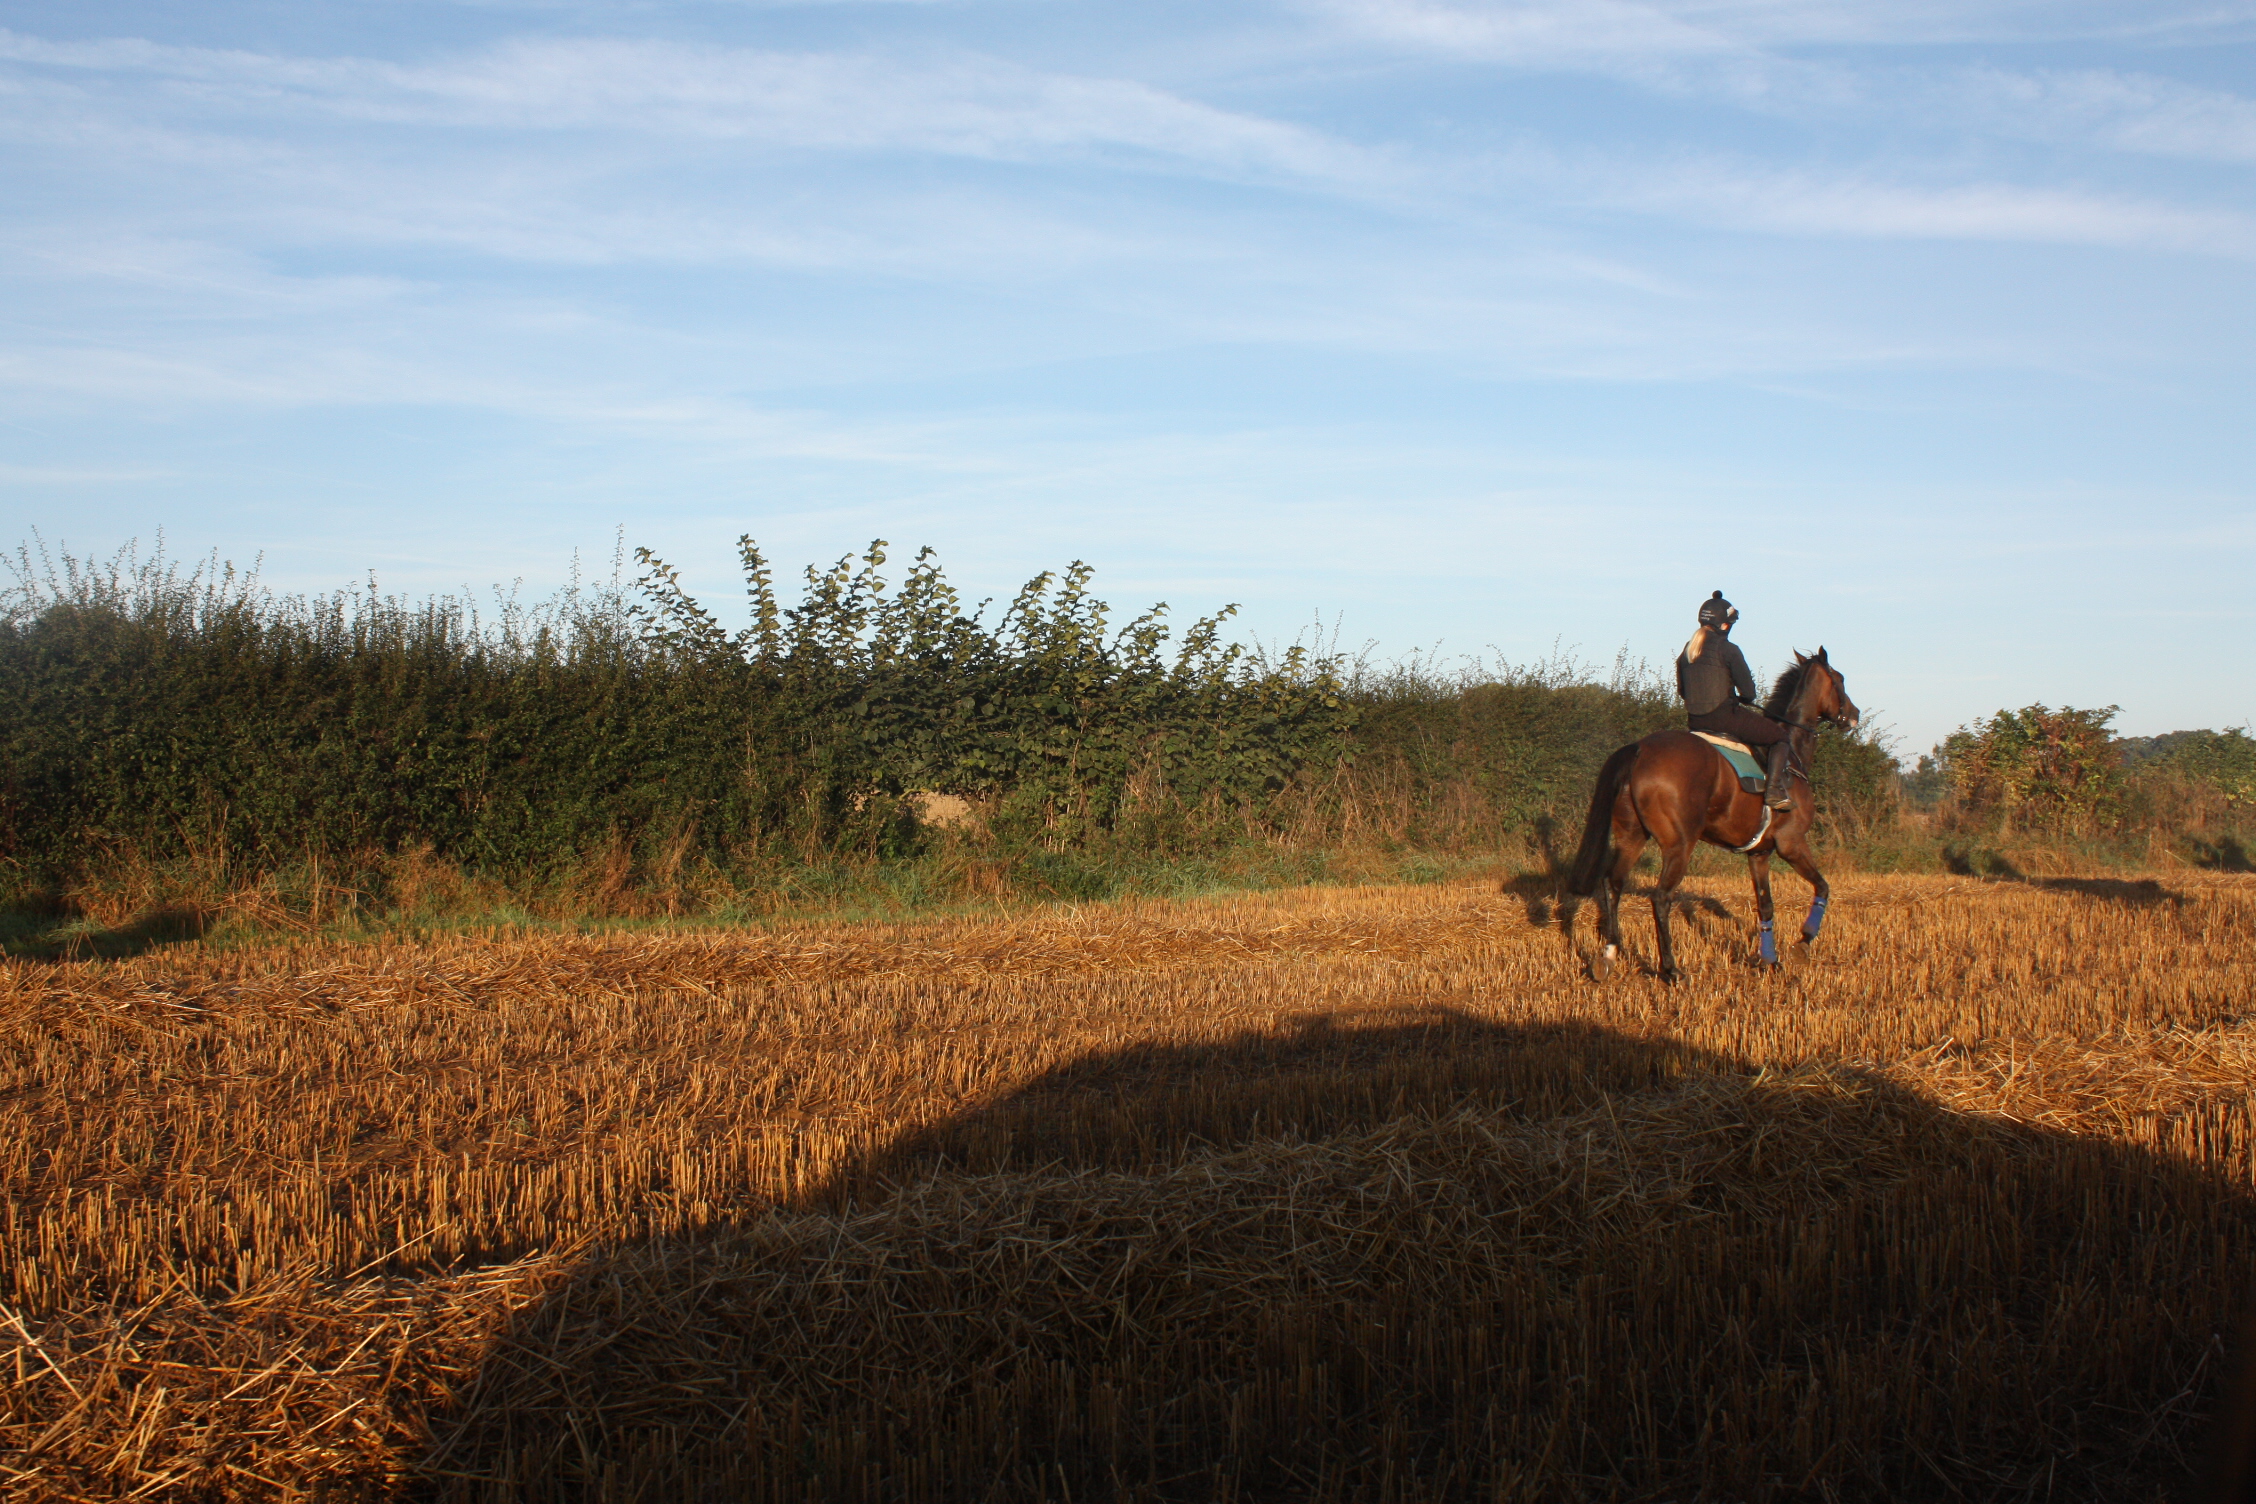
[1691,732,1767,793]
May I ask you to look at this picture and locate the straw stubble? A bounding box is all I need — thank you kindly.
[2,872,2251,1500]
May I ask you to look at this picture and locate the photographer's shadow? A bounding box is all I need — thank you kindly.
[422,1009,2251,1503]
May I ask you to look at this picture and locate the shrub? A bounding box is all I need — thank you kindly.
[1297,650,1682,851]
[1807,724,1901,826]
[2136,728,2256,808]
[1932,704,2124,824]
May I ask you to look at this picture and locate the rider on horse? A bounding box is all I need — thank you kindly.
[1676,590,1797,810]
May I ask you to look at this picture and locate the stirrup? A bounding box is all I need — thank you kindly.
[1764,748,1796,809]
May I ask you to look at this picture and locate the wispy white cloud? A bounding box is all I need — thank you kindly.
[0,461,172,484]
[0,15,2249,422]
[1589,158,2256,255]
[1947,66,2256,164]
[1302,1,2256,158]
[0,30,1369,184]
[1306,0,2256,59]
[1294,0,1862,115]
[1,232,419,309]
[0,333,1012,474]
[8,20,2249,285]
[1305,0,1739,63]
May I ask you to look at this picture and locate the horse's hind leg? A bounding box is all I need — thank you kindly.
[1595,827,1647,982]
[1649,834,1694,983]
[1747,850,1779,969]
[1595,869,1625,981]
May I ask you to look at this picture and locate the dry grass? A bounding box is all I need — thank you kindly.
[3,871,2253,1502]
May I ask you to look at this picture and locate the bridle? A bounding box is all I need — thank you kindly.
[1781,662,1847,735]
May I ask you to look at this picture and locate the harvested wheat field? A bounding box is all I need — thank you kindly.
[4,870,2254,1502]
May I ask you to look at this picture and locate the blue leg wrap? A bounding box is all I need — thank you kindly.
[1803,894,1828,940]
[1758,920,1777,966]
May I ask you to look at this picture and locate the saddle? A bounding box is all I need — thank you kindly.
[1690,730,1768,795]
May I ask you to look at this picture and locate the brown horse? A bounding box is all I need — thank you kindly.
[1567,649,1860,981]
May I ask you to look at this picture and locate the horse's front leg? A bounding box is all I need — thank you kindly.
[1649,887,1675,982]
[1747,850,1778,969]
[1776,830,1830,946]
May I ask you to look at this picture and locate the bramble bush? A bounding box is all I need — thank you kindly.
[1932,704,2126,823]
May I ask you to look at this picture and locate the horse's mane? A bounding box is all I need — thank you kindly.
[1761,662,1808,719]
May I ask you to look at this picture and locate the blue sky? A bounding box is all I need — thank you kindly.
[2,1,2252,756]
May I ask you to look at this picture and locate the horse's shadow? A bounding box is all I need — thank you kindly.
[419,1010,2253,1504]
[1500,870,1559,927]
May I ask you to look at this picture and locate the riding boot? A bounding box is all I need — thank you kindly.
[1764,741,1795,810]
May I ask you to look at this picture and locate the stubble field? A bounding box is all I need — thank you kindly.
[3,869,2253,1502]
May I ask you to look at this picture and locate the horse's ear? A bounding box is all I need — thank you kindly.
[1817,645,1829,662]
[1793,649,1808,664]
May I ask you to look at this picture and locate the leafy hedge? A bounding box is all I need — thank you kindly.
[0,540,1353,886]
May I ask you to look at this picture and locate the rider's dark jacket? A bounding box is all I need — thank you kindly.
[1676,626,1758,716]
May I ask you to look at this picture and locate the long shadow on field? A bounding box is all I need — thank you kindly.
[1940,852,2191,909]
[422,1010,2255,1504]
[0,901,212,960]
[2190,837,2253,874]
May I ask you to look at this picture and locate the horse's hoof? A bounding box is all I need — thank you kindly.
[1659,968,1680,986]
[1592,955,1613,982]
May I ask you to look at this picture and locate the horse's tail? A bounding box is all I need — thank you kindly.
[1567,742,1641,895]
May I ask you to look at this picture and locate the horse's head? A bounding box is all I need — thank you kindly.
[1793,647,1860,731]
